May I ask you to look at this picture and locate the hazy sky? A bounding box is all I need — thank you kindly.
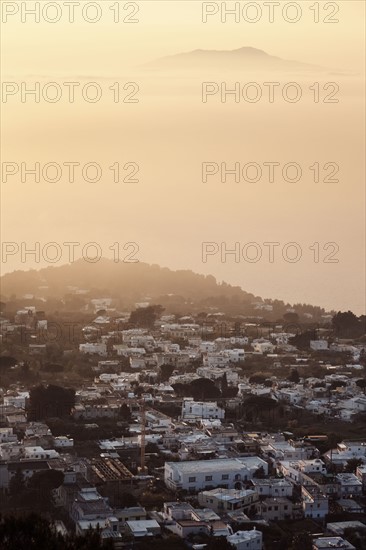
[1,1,365,314]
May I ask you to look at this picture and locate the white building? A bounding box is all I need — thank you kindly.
[145,409,172,430]
[0,428,18,444]
[324,441,366,466]
[356,465,366,488]
[224,349,245,362]
[299,459,327,475]
[196,366,239,385]
[126,519,161,538]
[72,404,119,420]
[251,478,293,498]
[198,487,259,514]
[302,486,328,519]
[310,340,329,351]
[203,353,230,368]
[227,528,263,550]
[264,440,314,461]
[130,335,155,350]
[4,393,28,409]
[0,442,23,461]
[336,474,363,497]
[229,336,249,346]
[154,352,191,369]
[313,537,355,550]
[116,347,146,357]
[164,457,268,492]
[23,446,60,460]
[252,342,275,354]
[181,399,225,422]
[200,341,217,353]
[53,436,74,448]
[79,343,107,356]
[130,357,146,369]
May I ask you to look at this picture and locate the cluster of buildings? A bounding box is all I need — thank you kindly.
[1,301,366,547]
[1,402,366,548]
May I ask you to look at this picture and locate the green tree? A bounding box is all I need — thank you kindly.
[206,537,235,549]
[160,363,174,382]
[28,384,75,421]
[138,535,187,550]
[129,305,164,328]
[332,311,365,338]
[171,382,188,397]
[27,469,64,507]
[189,378,221,400]
[8,468,26,496]
[356,379,366,395]
[288,368,300,383]
[344,458,363,473]
[329,380,347,391]
[221,372,228,396]
[0,513,114,550]
[253,466,266,479]
[0,356,17,371]
[289,532,313,550]
[119,403,132,422]
[242,395,278,423]
[283,312,299,324]
[249,374,266,384]
[290,329,317,350]
[343,526,366,550]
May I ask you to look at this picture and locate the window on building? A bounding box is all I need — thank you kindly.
[189,477,196,483]
[205,476,213,481]
[222,474,229,480]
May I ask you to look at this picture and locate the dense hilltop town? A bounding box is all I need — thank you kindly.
[0,289,366,549]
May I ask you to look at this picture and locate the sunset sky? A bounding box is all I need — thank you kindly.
[1,1,365,314]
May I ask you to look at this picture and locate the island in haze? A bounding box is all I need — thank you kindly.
[142,46,327,73]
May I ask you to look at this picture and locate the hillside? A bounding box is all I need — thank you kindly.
[0,259,329,319]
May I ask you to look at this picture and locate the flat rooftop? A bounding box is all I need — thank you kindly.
[166,457,263,474]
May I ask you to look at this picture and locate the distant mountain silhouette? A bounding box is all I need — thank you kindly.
[0,259,329,319]
[143,46,325,73]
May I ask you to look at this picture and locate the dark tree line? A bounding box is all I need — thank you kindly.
[6,469,64,513]
[332,311,366,338]
[172,377,237,400]
[129,305,164,328]
[28,384,75,421]
[0,514,113,550]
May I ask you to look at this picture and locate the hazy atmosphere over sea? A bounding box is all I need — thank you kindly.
[1,1,365,314]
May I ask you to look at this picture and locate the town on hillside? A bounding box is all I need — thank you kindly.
[0,298,366,549]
